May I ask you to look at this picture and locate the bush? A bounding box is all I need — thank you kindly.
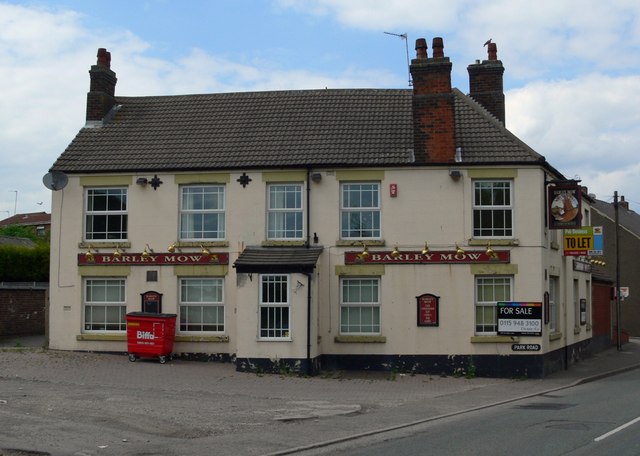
[0,244,50,282]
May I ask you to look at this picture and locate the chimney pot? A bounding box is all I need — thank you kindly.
[432,37,444,58]
[415,38,428,59]
[97,48,111,68]
[487,42,498,61]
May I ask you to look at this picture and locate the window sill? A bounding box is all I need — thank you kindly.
[261,240,306,247]
[549,332,562,341]
[336,239,385,247]
[175,335,229,343]
[79,242,131,249]
[468,239,519,246]
[177,241,229,248]
[334,335,386,343]
[470,335,518,343]
[76,334,126,341]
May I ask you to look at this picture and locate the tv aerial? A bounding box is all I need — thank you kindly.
[384,31,411,86]
[42,171,69,191]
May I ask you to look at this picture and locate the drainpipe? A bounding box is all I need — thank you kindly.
[305,169,312,375]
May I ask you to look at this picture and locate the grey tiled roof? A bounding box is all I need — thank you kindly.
[233,247,323,273]
[51,88,554,173]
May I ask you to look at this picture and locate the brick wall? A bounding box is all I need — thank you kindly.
[0,287,47,337]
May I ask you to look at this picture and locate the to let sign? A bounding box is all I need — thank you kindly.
[497,302,542,336]
[417,293,439,327]
[563,226,603,256]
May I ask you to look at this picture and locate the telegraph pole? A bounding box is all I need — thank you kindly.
[614,191,622,351]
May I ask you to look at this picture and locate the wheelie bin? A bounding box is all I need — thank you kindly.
[126,312,177,363]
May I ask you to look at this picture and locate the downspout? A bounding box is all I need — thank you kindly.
[306,169,312,375]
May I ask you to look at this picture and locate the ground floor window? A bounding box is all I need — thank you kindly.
[179,277,224,332]
[83,278,126,331]
[340,277,380,334]
[259,274,290,339]
[475,276,512,335]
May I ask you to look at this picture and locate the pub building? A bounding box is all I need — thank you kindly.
[46,37,598,377]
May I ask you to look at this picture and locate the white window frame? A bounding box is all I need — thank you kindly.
[83,278,127,332]
[180,185,225,241]
[267,183,304,240]
[340,182,381,240]
[84,187,128,241]
[475,276,512,335]
[549,276,559,332]
[340,277,381,335]
[472,180,513,238]
[259,274,291,340]
[179,277,225,333]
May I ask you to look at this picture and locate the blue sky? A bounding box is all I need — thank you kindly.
[1,0,639,217]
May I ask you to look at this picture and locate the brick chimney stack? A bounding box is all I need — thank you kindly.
[86,48,117,123]
[620,195,629,210]
[410,37,456,163]
[467,42,505,125]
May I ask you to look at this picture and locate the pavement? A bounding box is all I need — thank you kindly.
[0,335,639,456]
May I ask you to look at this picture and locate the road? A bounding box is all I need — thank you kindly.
[302,368,640,455]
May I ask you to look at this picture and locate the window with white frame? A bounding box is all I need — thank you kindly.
[267,183,303,240]
[549,276,559,332]
[340,277,380,334]
[259,274,290,339]
[475,276,512,335]
[83,278,126,331]
[341,183,381,239]
[473,180,513,237]
[85,188,128,241]
[180,185,225,240]
[179,278,225,332]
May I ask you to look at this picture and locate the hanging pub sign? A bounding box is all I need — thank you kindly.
[497,302,543,336]
[417,293,439,327]
[548,184,582,229]
[78,252,229,266]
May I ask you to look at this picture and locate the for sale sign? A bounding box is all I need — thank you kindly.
[497,302,543,336]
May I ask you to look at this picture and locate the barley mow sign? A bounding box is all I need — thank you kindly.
[345,250,509,264]
[78,252,229,266]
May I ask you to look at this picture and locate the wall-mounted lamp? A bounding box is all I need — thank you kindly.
[311,172,322,183]
[85,244,96,262]
[455,243,465,255]
[142,244,153,259]
[421,242,429,255]
[391,245,401,258]
[357,243,370,260]
[167,242,178,253]
[113,245,122,259]
[485,242,498,259]
[201,245,211,256]
[449,170,462,182]
[136,177,148,186]
[588,257,606,266]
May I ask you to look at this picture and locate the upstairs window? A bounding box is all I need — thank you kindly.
[473,180,513,238]
[180,185,225,240]
[341,183,381,239]
[85,188,128,241]
[267,184,303,240]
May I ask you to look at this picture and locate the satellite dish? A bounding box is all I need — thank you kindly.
[42,171,68,191]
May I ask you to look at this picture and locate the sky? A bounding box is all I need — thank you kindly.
[1,0,639,218]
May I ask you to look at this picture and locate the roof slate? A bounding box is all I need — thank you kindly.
[51,88,554,174]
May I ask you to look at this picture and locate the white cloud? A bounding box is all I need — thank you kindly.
[507,74,640,206]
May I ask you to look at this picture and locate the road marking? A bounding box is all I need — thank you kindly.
[594,416,640,442]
